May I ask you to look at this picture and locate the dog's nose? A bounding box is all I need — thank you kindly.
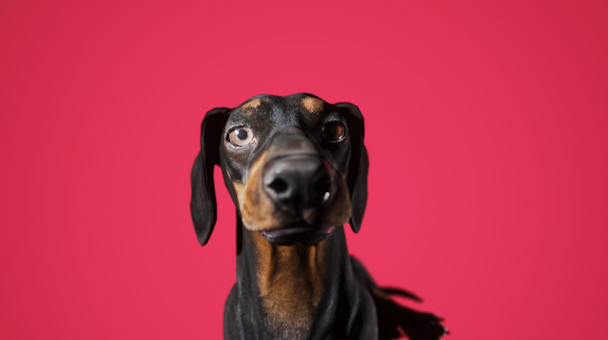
[263,155,334,216]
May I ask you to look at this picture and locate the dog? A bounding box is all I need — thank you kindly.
[190,93,447,340]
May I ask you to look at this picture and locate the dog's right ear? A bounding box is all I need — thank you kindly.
[190,107,230,246]
[335,102,369,234]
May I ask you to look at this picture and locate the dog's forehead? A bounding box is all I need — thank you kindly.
[229,94,328,127]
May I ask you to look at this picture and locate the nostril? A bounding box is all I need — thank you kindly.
[267,177,289,194]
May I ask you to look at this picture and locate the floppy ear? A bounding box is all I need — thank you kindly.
[190,107,230,246]
[335,102,369,233]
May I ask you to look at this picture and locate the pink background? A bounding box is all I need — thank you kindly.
[1,0,607,339]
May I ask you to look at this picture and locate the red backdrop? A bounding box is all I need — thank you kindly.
[1,0,607,339]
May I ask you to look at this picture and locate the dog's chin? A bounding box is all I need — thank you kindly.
[259,222,336,245]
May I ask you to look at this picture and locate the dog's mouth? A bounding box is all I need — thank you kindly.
[259,221,336,245]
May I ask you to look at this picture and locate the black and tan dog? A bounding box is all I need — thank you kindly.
[190,93,447,340]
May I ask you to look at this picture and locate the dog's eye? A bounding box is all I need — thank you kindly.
[229,127,254,146]
[322,121,346,142]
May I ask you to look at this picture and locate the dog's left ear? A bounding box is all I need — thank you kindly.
[190,107,230,246]
[336,102,369,233]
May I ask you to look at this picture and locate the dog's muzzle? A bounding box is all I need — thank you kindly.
[263,154,335,217]
[260,154,337,245]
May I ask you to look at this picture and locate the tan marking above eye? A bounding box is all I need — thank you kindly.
[301,96,324,113]
[241,98,262,111]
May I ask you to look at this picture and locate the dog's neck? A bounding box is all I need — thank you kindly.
[249,231,326,338]
[234,224,375,340]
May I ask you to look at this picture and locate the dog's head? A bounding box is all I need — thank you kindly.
[191,93,368,246]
